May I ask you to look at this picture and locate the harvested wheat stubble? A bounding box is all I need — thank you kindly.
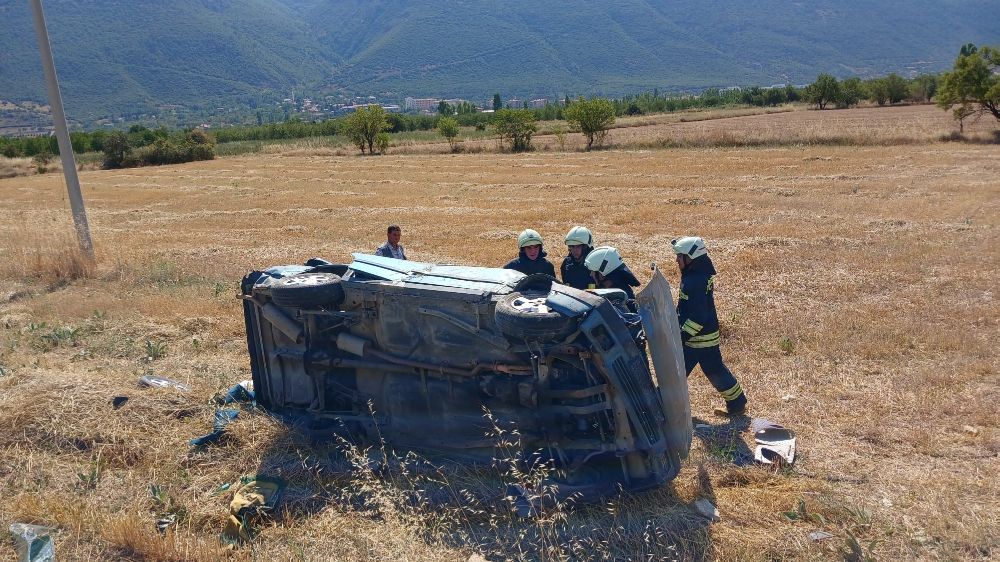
[0,108,997,561]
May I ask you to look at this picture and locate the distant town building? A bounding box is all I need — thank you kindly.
[404,97,440,112]
[529,98,547,108]
[0,125,53,138]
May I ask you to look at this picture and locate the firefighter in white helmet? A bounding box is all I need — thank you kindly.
[584,246,641,300]
[671,236,747,416]
[560,226,596,290]
[504,229,556,277]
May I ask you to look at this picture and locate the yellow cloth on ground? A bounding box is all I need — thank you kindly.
[220,476,285,546]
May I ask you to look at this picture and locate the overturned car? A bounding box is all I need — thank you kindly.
[241,254,691,500]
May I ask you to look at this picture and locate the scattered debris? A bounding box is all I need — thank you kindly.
[809,530,834,542]
[468,554,490,562]
[190,408,239,447]
[214,380,255,405]
[110,395,129,409]
[782,394,795,402]
[191,381,259,448]
[752,418,796,465]
[138,375,190,392]
[9,523,55,562]
[220,475,286,546]
[962,425,979,436]
[693,498,721,522]
[149,484,183,534]
[155,513,177,534]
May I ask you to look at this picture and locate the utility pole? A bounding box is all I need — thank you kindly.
[29,0,95,261]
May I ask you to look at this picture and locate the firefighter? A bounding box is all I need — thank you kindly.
[561,226,596,290]
[671,236,747,416]
[583,246,641,299]
[504,229,556,276]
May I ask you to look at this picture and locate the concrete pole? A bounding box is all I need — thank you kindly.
[29,0,95,261]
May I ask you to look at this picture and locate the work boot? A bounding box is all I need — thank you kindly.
[713,395,747,417]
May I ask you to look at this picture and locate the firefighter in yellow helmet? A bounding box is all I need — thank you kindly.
[504,229,556,276]
[672,236,747,416]
[560,226,596,290]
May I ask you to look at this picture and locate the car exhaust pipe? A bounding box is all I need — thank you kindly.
[261,303,304,343]
[336,332,369,357]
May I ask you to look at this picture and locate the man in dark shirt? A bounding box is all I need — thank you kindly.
[504,229,556,276]
[560,226,596,290]
[374,224,407,260]
[672,236,747,416]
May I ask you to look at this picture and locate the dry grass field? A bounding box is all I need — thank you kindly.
[0,106,997,561]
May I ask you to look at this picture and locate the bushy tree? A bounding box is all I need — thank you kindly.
[491,109,536,152]
[936,44,1000,127]
[865,78,890,105]
[437,117,460,151]
[564,97,616,150]
[804,74,841,109]
[909,74,938,102]
[343,105,390,154]
[492,93,502,112]
[838,78,864,108]
[102,131,132,168]
[437,100,453,116]
[884,73,909,104]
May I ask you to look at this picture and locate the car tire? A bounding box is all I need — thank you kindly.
[270,272,345,308]
[495,291,578,341]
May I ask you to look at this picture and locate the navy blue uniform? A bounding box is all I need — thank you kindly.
[677,255,746,412]
[560,247,595,290]
[600,262,641,300]
[504,248,556,277]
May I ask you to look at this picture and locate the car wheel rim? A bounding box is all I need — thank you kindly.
[511,297,552,315]
[285,275,326,287]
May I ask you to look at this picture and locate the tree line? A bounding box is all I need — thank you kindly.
[2,43,995,165]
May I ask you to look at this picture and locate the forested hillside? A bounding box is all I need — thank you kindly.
[1,0,996,121]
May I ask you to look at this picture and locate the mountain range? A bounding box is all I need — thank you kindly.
[1,0,997,122]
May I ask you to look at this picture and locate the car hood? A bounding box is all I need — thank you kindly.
[636,269,693,459]
[350,253,525,294]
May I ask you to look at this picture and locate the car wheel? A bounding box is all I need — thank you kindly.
[270,272,345,308]
[495,291,578,341]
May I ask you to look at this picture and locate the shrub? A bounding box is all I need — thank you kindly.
[491,109,536,152]
[2,143,22,158]
[102,129,214,168]
[102,131,132,169]
[375,132,390,155]
[437,117,460,151]
[564,97,616,149]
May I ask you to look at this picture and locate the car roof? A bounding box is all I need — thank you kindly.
[349,253,524,294]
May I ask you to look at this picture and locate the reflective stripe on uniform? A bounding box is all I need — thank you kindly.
[707,275,715,292]
[719,382,743,401]
[687,330,719,343]
[678,291,688,300]
[685,338,720,348]
[681,319,703,336]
